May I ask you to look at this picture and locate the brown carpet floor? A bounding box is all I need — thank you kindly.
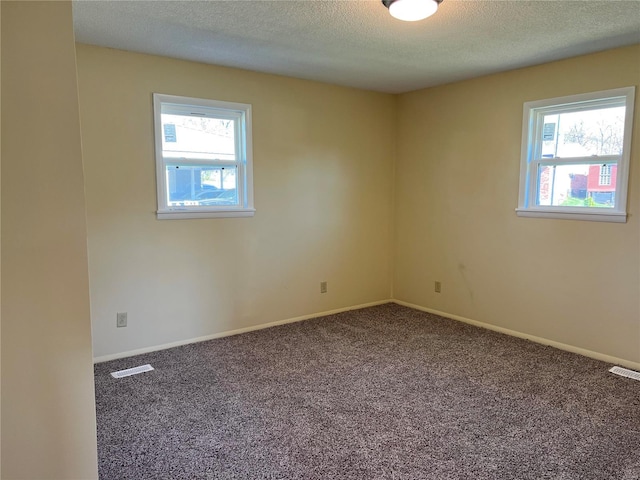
[94,303,640,479]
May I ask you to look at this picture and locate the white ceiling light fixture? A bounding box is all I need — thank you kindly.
[382,0,443,22]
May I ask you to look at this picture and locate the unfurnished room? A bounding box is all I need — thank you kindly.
[1,1,640,479]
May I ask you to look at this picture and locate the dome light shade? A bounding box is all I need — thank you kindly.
[382,0,442,22]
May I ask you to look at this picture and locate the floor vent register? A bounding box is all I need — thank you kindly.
[111,364,154,378]
[609,366,640,382]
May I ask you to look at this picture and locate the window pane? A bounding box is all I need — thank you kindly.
[166,165,238,206]
[161,114,235,161]
[540,106,625,158]
[536,163,616,208]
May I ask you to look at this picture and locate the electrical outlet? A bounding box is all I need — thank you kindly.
[116,312,128,328]
[320,281,328,294]
[434,281,442,293]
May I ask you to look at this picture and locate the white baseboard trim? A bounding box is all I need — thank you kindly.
[93,299,393,363]
[394,300,640,371]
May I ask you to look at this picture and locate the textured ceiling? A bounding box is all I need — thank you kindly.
[72,0,640,94]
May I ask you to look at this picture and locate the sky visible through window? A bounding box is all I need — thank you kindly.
[161,113,235,161]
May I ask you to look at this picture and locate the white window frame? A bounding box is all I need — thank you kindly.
[516,87,635,223]
[153,93,255,219]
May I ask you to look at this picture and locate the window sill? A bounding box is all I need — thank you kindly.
[157,208,256,220]
[515,208,627,223]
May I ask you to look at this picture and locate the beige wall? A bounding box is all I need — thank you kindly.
[1,2,98,479]
[0,2,3,473]
[394,45,640,364]
[79,44,640,365]
[75,45,396,359]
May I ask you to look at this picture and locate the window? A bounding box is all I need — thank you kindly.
[517,87,635,223]
[599,164,611,186]
[153,94,254,219]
